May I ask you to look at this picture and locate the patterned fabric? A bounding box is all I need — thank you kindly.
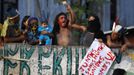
[26,17,39,45]
[27,31,39,44]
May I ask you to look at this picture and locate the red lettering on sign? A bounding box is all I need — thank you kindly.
[101,64,108,74]
[95,56,104,67]
[85,53,91,62]
[99,63,108,75]
[79,67,84,72]
[82,62,88,67]
[97,44,105,51]
[87,63,93,71]
[89,49,98,59]
[102,63,107,71]
[105,51,115,61]
[99,67,104,75]
[79,62,88,72]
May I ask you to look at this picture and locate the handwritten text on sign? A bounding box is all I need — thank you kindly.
[79,39,116,75]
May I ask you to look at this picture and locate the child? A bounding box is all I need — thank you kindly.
[38,21,52,45]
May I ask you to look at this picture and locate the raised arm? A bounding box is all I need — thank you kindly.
[71,24,87,32]
[65,3,86,32]
[66,4,75,24]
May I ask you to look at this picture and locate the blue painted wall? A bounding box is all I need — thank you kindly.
[18,0,134,31]
[117,0,134,27]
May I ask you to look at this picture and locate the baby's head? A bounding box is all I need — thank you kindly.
[41,21,48,27]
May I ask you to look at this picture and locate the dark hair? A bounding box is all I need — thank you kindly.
[52,12,67,34]
[52,12,67,45]
[21,16,30,30]
[28,17,38,26]
[87,15,106,41]
[27,17,38,31]
[87,15,101,33]
[41,21,47,24]
[113,68,126,75]
[6,7,19,17]
[118,27,127,44]
[41,18,48,24]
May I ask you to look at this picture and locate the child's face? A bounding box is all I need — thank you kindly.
[42,23,48,27]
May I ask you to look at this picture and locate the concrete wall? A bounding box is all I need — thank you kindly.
[0,44,87,75]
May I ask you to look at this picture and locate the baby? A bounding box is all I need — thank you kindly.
[38,21,52,45]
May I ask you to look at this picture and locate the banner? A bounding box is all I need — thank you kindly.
[0,44,88,75]
[79,39,116,75]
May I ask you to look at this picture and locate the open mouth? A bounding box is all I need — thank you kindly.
[62,22,66,26]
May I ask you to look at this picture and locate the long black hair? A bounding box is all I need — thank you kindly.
[52,12,67,34]
[52,12,67,45]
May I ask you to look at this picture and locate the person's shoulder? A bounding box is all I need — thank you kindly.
[106,34,111,39]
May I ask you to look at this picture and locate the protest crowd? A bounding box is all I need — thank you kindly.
[0,1,134,75]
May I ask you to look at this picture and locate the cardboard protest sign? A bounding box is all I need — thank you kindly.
[79,39,116,75]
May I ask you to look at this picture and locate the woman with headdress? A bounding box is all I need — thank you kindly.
[106,22,130,63]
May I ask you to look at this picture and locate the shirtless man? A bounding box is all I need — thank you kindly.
[52,4,86,46]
